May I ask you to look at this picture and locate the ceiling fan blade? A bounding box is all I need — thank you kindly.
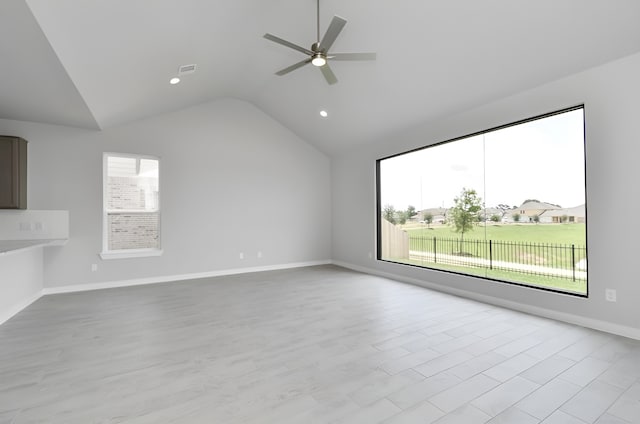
[318,16,347,52]
[329,52,376,61]
[276,58,313,76]
[264,33,314,56]
[320,64,338,85]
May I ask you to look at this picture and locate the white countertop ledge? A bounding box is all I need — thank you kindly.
[0,239,67,255]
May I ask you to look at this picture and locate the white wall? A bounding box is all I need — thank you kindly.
[0,247,43,324]
[332,52,640,336]
[0,98,331,289]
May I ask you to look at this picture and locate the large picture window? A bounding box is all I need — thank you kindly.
[101,153,161,259]
[377,106,587,296]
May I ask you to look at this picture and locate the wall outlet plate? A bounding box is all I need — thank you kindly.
[605,289,617,302]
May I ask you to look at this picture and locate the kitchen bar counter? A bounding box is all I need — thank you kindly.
[0,239,67,255]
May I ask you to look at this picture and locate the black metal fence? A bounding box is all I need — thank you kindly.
[409,236,587,281]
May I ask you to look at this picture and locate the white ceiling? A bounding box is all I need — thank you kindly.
[1,0,639,154]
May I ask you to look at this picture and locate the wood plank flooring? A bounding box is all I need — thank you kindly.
[1,265,639,423]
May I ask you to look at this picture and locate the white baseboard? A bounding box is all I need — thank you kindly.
[332,260,640,341]
[43,260,332,295]
[0,290,43,326]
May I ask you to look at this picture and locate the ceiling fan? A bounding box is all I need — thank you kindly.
[263,0,376,85]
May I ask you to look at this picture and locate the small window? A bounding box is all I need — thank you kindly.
[101,153,161,259]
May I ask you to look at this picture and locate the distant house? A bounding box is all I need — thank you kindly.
[501,214,514,223]
[417,207,448,224]
[481,207,503,222]
[540,204,586,223]
[515,200,561,222]
[413,202,587,225]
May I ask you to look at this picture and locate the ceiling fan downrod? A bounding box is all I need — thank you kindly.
[317,0,320,44]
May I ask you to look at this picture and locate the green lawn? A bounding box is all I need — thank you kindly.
[390,223,588,295]
[405,223,586,269]
[396,258,587,295]
[404,223,586,245]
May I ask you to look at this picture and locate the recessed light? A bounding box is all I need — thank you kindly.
[169,77,180,85]
[319,110,328,118]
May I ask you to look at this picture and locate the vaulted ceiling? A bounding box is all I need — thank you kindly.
[1,0,639,154]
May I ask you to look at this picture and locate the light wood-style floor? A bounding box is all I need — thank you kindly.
[1,265,639,424]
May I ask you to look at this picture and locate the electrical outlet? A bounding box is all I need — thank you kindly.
[239,252,244,260]
[257,251,262,259]
[605,289,617,302]
[368,252,373,259]
[91,264,98,272]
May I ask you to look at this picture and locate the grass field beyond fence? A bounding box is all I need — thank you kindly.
[391,222,587,295]
[404,222,586,245]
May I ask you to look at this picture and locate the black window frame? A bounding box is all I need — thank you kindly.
[376,105,588,298]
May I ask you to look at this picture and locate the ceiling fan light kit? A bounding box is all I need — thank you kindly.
[264,0,376,85]
[311,53,327,67]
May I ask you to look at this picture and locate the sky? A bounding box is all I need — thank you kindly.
[379,108,586,211]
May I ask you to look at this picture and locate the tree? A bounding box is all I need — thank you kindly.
[449,188,483,245]
[561,214,569,223]
[383,204,396,224]
[397,205,416,226]
[423,212,433,227]
[490,214,501,223]
[406,205,417,219]
[532,214,540,224]
[496,204,511,219]
[512,213,521,222]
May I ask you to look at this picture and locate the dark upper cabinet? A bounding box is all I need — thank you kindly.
[0,136,27,209]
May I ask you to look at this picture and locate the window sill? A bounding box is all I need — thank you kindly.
[100,249,163,260]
